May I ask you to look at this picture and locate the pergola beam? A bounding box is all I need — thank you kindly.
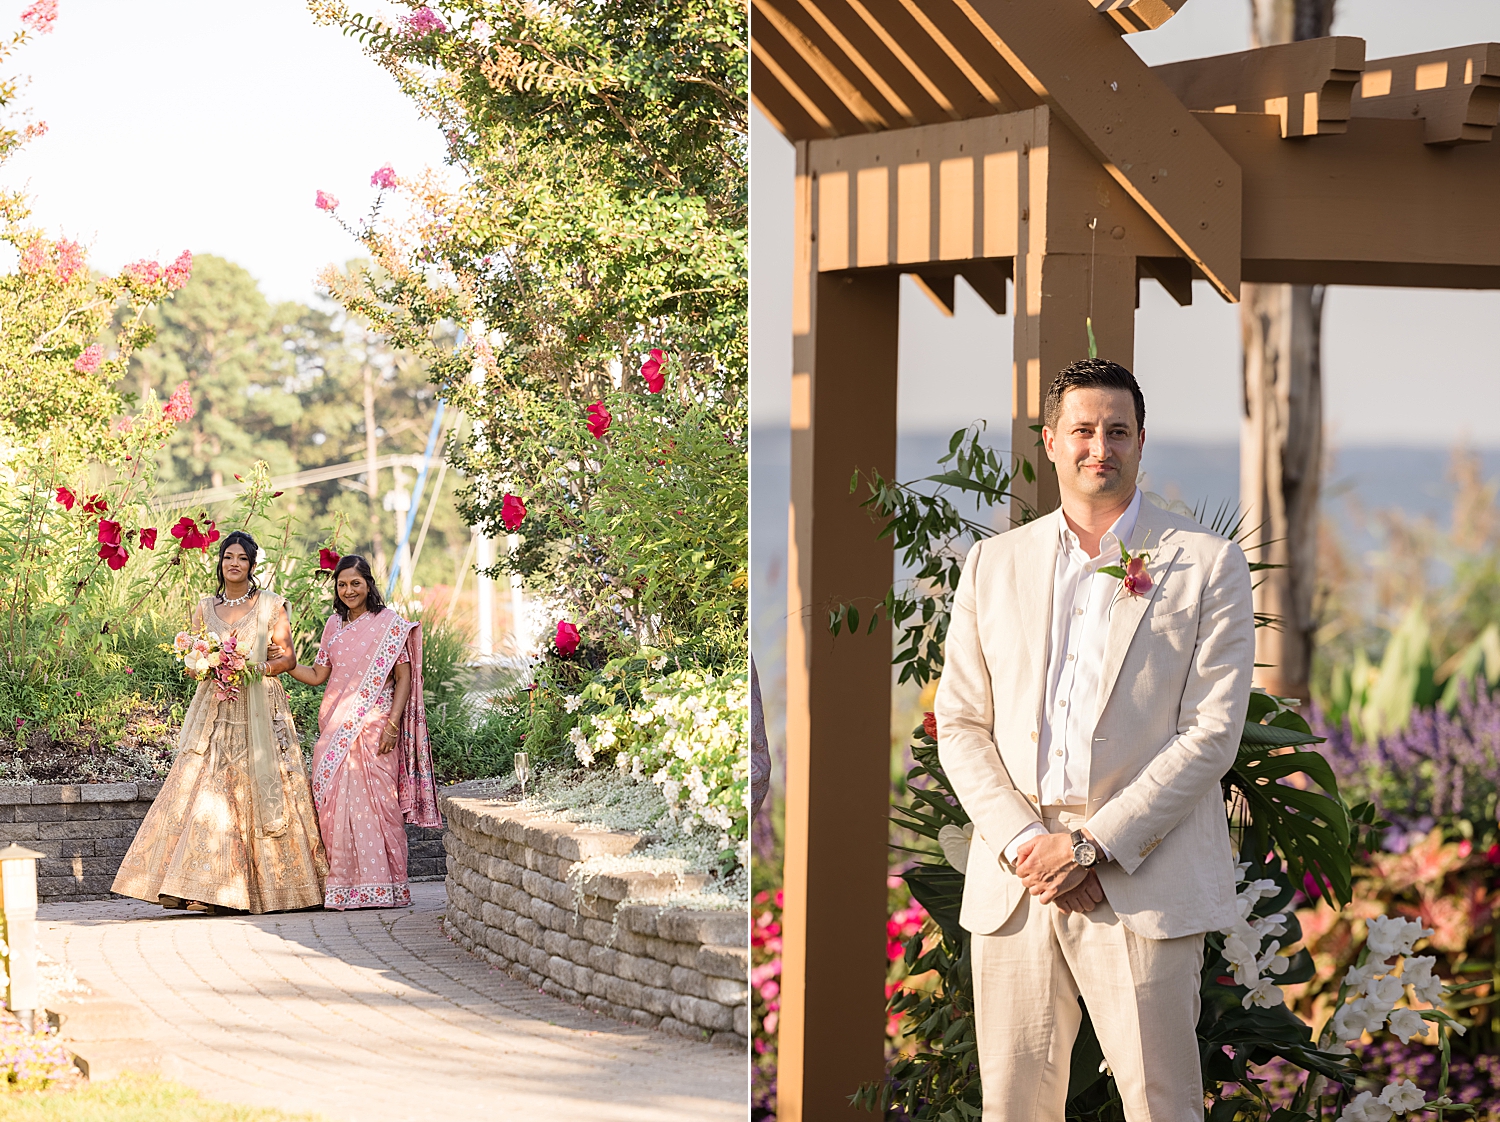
[959,0,1242,301]
[1352,43,1500,145]
[1152,36,1365,137]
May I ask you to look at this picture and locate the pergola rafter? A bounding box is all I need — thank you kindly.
[753,4,1500,1117]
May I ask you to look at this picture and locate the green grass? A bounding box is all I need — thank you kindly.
[0,1074,326,1121]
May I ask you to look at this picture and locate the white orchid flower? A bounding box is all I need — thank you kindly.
[1386,1007,1428,1045]
[1256,942,1290,977]
[1343,957,1394,991]
[1241,978,1284,1009]
[1338,1090,1393,1122]
[1366,974,1406,1007]
[1400,956,1444,1006]
[1250,913,1288,940]
[1378,1079,1426,1114]
[1366,916,1432,958]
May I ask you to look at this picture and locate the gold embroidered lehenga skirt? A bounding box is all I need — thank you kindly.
[113,675,328,913]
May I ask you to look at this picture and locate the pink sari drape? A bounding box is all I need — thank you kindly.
[310,608,441,910]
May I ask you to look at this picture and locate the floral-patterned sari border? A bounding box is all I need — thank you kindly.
[311,614,414,810]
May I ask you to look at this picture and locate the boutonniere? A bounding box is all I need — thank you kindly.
[1099,539,1153,597]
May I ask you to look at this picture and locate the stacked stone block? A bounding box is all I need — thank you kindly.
[0,783,162,902]
[405,823,447,881]
[440,788,749,1049]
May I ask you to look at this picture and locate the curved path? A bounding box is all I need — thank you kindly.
[37,882,745,1121]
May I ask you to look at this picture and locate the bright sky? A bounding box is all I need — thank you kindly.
[5,0,446,303]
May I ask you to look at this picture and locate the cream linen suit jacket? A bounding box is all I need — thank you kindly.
[934,499,1255,940]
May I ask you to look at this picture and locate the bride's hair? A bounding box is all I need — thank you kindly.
[331,554,386,621]
[215,530,260,601]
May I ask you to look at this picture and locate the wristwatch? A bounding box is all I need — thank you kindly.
[1070,829,1100,869]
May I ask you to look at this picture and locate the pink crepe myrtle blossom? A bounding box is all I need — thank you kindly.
[586,401,611,439]
[19,239,47,274]
[55,239,85,282]
[402,6,446,36]
[163,250,193,291]
[315,190,339,211]
[500,492,526,531]
[73,344,102,374]
[20,0,57,34]
[163,382,195,422]
[640,348,666,393]
[554,620,580,657]
[122,258,162,286]
[370,164,397,190]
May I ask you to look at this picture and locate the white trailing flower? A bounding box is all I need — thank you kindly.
[567,726,594,767]
[563,695,582,713]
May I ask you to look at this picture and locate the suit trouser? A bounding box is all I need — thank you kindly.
[971,807,1206,1122]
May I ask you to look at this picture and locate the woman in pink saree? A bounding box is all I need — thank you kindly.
[281,555,441,909]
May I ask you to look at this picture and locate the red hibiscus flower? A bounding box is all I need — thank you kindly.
[640,348,666,394]
[922,712,938,740]
[554,620,580,657]
[139,527,157,550]
[170,516,217,551]
[96,522,128,569]
[586,400,612,439]
[55,486,75,510]
[501,493,527,532]
[319,548,341,571]
[96,519,122,547]
[81,494,107,515]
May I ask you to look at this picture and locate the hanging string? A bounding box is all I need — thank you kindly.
[1086,217,1099,359]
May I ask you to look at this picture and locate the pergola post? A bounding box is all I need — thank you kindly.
[1011,252,1138,518]
[780,151,901,1120]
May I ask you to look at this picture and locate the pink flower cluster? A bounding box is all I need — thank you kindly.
[19,240,47,274]
[20,0,57,34]
[73,344,102,374]
[163,250,193,291]
[751,889,783,1047]
[163,382,195,423]
[370,164,397,190]
[402,5,447,36]
[315,190,339,211]
[56,239,84,282]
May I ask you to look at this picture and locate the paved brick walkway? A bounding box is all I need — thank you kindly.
[37,882,745,1121]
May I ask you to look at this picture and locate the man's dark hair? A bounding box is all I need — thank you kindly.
[331,554,387,621]
[1042,358,1145,433]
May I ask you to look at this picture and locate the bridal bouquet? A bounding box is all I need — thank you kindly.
[169,629,258,702]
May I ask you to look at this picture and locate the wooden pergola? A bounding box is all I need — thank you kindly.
[751,1,1500,1117]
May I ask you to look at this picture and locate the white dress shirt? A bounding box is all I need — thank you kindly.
[1002,488,1142,864]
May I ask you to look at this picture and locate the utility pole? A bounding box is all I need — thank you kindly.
[1240,0,1336,702]
[362,355,387,579]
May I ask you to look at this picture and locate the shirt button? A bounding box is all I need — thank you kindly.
[1058,699,1066,707]
[1075,608,1084,616]
[1067,654,1075,661]
[1030,732,1038,742]
[1054,749,1063,757]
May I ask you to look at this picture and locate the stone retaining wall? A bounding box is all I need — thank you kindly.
[440,787,749,1049]
[0,782,446,901]
[0,783,162,902]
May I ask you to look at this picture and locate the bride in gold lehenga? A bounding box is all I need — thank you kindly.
[112,530,327,914]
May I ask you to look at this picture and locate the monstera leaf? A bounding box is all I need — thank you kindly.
[1224,705,1354,908]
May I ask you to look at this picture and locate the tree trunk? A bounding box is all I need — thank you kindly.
[362,359,387,578]
[1240,0,1334,702]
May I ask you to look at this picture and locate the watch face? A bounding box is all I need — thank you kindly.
[1074,842,1097,867]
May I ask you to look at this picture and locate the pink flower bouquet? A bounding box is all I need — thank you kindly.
[169,628,258,703]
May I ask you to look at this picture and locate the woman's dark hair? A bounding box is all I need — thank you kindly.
[331,554,386,621]
[215,530,260,601]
